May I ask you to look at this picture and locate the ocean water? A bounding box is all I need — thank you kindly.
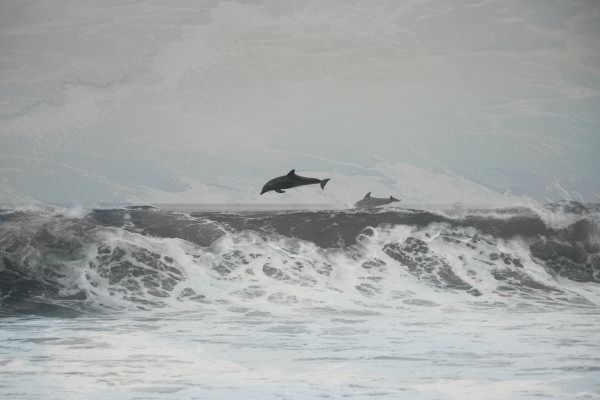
[1,203,599,399]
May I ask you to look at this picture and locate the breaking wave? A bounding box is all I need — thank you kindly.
[1,202,599,316]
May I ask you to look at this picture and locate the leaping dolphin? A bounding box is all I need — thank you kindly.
[354,192,401,209]
[260,169,330,194]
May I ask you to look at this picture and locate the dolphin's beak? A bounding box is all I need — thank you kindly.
[260,188,267,195]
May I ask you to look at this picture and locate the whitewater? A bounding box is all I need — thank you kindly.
[1,203,599,399]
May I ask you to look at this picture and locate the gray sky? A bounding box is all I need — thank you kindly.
[1,0,599,205]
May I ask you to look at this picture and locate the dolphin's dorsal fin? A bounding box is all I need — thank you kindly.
[364,192,371,198]
[287,169,296,176]
[390,196,394,200]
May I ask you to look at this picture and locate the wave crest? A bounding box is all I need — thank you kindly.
[1,206,599,315]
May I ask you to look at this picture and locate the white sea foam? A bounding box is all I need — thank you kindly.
[30,220,590,315]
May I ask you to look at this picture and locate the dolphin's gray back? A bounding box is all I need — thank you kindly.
[293,175,321,184]
[268,170,324,190]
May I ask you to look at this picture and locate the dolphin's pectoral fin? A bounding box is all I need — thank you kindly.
[275,189,285,193]
[287,169,296,176]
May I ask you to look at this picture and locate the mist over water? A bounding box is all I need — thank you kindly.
[1,0,599,204]
[1,204,599,399]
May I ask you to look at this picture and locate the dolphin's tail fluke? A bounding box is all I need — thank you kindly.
[320,179,330,190]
